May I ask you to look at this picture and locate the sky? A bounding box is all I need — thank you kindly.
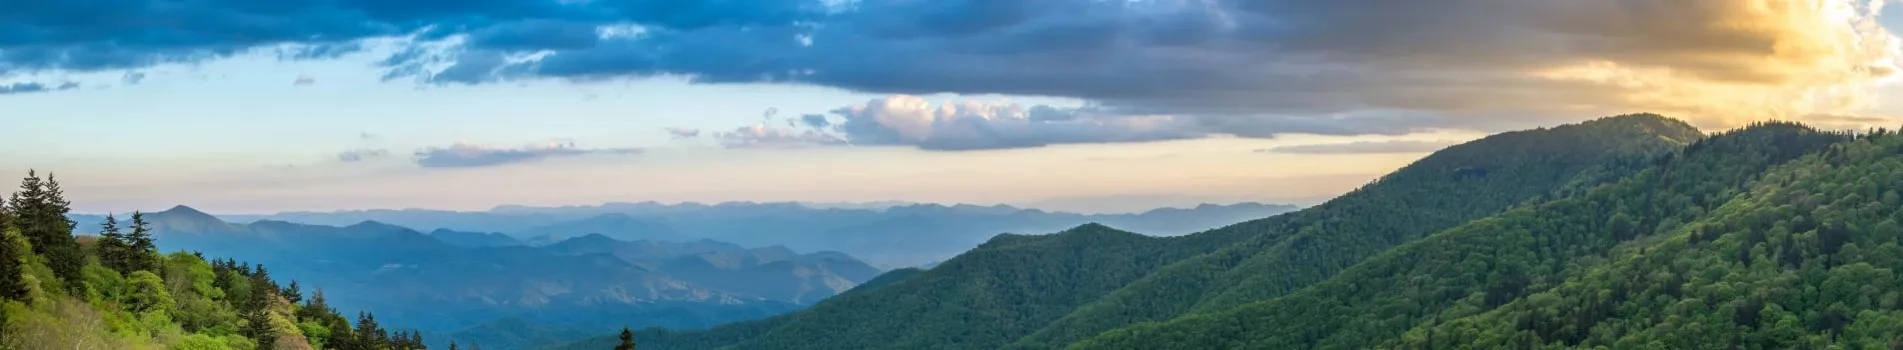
[5,0,1903,214]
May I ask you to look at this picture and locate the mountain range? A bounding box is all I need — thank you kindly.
[547,114,1903,349]
[95,208,882,349]
[200,201,1300,268]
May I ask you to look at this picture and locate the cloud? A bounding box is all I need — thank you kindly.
[280,42,367,61]
[3,0,1897,132]
[0,82,81,95]
[798,114,832,128]
[383,0,1902,131]
[0,0,821,77]
[359,132,379,140]
[122,72,146,85]
[336,149,392,162]
[1258,140,1464,154]
[829,95,1205,150]
[714,125,846,149]
[694,94,1464,151]
[412,140,641,168]
[293,75,317,86]
[665,127,703,138]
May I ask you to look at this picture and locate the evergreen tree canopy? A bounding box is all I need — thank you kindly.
[616,326,637,350]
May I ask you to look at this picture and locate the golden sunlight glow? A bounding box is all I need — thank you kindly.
[1535,0,1903,129]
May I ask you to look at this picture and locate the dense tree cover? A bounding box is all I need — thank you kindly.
[1383,127,1903,349]
[1070,123,1858,349]
[0,171,426,349]
[1012,114,1706,348]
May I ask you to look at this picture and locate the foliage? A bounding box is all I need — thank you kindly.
[1381,127,1903,349]
[1070,121,1847,349]
[0,171,426,350]
[1014,114,1706,348]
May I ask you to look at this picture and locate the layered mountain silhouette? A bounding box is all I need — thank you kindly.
[110,209,882,349]
[214,201,1301,268]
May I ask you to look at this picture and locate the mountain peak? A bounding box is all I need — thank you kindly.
[143,205,233,233]
[158,205,213,217]
[549,233,623,247]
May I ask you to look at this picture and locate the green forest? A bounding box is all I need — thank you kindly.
[550,114,1903,349]
[0,172,432,350]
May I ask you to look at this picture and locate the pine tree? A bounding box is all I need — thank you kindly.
[449,340,460,350]
[16,171,85,295]
[126,211,158,272]
[282,280,302,304]
[0,194,28,300]
[616,326,637,350]
[97,213,132,273]
[357,311,389,348]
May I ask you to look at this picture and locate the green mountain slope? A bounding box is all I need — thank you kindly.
[1070,123,1848,349]
[557,113,1706,350]
[1012,114,1705,348]
[1387,128,1903,349]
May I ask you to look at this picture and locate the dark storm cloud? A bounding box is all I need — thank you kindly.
[411,141,641,168]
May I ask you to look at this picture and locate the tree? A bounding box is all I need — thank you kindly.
[357,311,389,348]
[616,326,637,350]
[449,340,460,350]
[282,280,302,304]
[97,213,132,273]
[123,271,174,313]
[15,171,85,295]
[126,211,158,272]
[0,195,28,301]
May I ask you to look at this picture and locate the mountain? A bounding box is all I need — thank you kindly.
[658,247,884,305]
[219,201,1300,267]
[553,113,1709,349]
[1012,113,1708,348]
[125,210,884,349]
[1070,121,1847,349]
[515,213,686,244]
[428,228,524,247]
[540,234,745,266]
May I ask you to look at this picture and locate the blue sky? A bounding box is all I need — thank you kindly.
[5,0,1903,213]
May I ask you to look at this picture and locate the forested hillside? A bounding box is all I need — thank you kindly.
[1071,122,1850,349]
[556,114,1712,349]
[0,172,427,350]
[1387,126,1903,349]
[1011,114,1706,348]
